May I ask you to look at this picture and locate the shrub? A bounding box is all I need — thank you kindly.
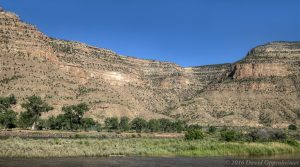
[271,131,287,141]
[81,118,96,131]
[208,126,217,133]
[185,129,204,140]
[220,130,241,142]
[119,116,130,132]
[36,119,46,130]
[247,130,260,142]
[131,118,147,133]
[284,139,299,147]
[105,117,119,131]
[148,119,160,132]
[95,123,102,132]
[172,120,186,133]
[187,124,202,130]
[158,118,173,132]
[0,94,16,109]
[288,124,297,131]
[18,111,34,129]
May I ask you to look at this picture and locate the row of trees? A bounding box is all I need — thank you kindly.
[0,94,187,133]
[104,117,186,133]
[0,94,97,131]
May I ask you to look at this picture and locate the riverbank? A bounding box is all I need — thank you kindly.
[0,130,184,139]
[0,137,299,158]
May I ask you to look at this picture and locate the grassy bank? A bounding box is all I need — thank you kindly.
[0,137,299,158]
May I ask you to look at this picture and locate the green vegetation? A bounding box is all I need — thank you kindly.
[0,138,298,158]
[208,126,217,133]
[131,118,148,133]
[20,95,53,130]
[0,109,17,129]
[185,129,204,140]
[288,124,298,130]
[0,95,299,158]
[62,103,89,131]
[119,116,130,132]
[105,117,119,131]
[0,94,17,109]
[220,129,242,142]
[0,94,17,129]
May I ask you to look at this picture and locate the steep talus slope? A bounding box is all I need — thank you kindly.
[0,9,299,126]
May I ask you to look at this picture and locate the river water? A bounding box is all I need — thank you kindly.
[0,155,299,167]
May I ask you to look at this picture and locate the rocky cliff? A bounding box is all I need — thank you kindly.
[0,9,299,127]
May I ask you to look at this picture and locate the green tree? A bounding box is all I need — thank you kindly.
[0,95,17,129]
[105,117,119,131]
[46,116,58,130]
[158,118,172,132]
[0,109,17,129]
[21,95,53,130]
[81,117,96,131]
[62,103,89,131]
[147,119,160,132]
[119,116,130,132]
[172,120,186,133]
[131,118,147,133]
[46,115,68,130]
[18,111,33,129]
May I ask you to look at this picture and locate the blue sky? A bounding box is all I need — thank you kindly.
[1,0,300,67]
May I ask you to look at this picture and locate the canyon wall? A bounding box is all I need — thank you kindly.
[0,9,299,127]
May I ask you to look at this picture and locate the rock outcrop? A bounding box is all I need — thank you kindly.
[0,9,299,127]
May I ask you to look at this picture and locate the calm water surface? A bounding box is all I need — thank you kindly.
[0,155,299,167]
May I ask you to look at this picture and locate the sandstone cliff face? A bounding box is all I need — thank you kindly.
[173,42,300,127]
[0,9,299,127]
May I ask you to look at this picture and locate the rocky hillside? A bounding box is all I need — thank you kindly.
[0,9,299,127]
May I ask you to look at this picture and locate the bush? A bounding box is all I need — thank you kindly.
[131,118,147,133]
[284,139,299,147]
[271,131,287,141]
[288,124,297,131]
[119,117,130,132]
[208,126,217,133]
[0,94,17,109]
[36,119,46,130]
[148,119,160,132]
[81,118,96,131]
[247,130,260,142]
[172,120,186,133]
[185,129,204,140]
[187,124,202,130]
[158,118,173,132]
[105,117,119,131]
[220,130,241,142]
[18,111,34,129]
[95,123,102,132]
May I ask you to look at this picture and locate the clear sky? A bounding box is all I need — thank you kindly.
[1,0,300,67]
